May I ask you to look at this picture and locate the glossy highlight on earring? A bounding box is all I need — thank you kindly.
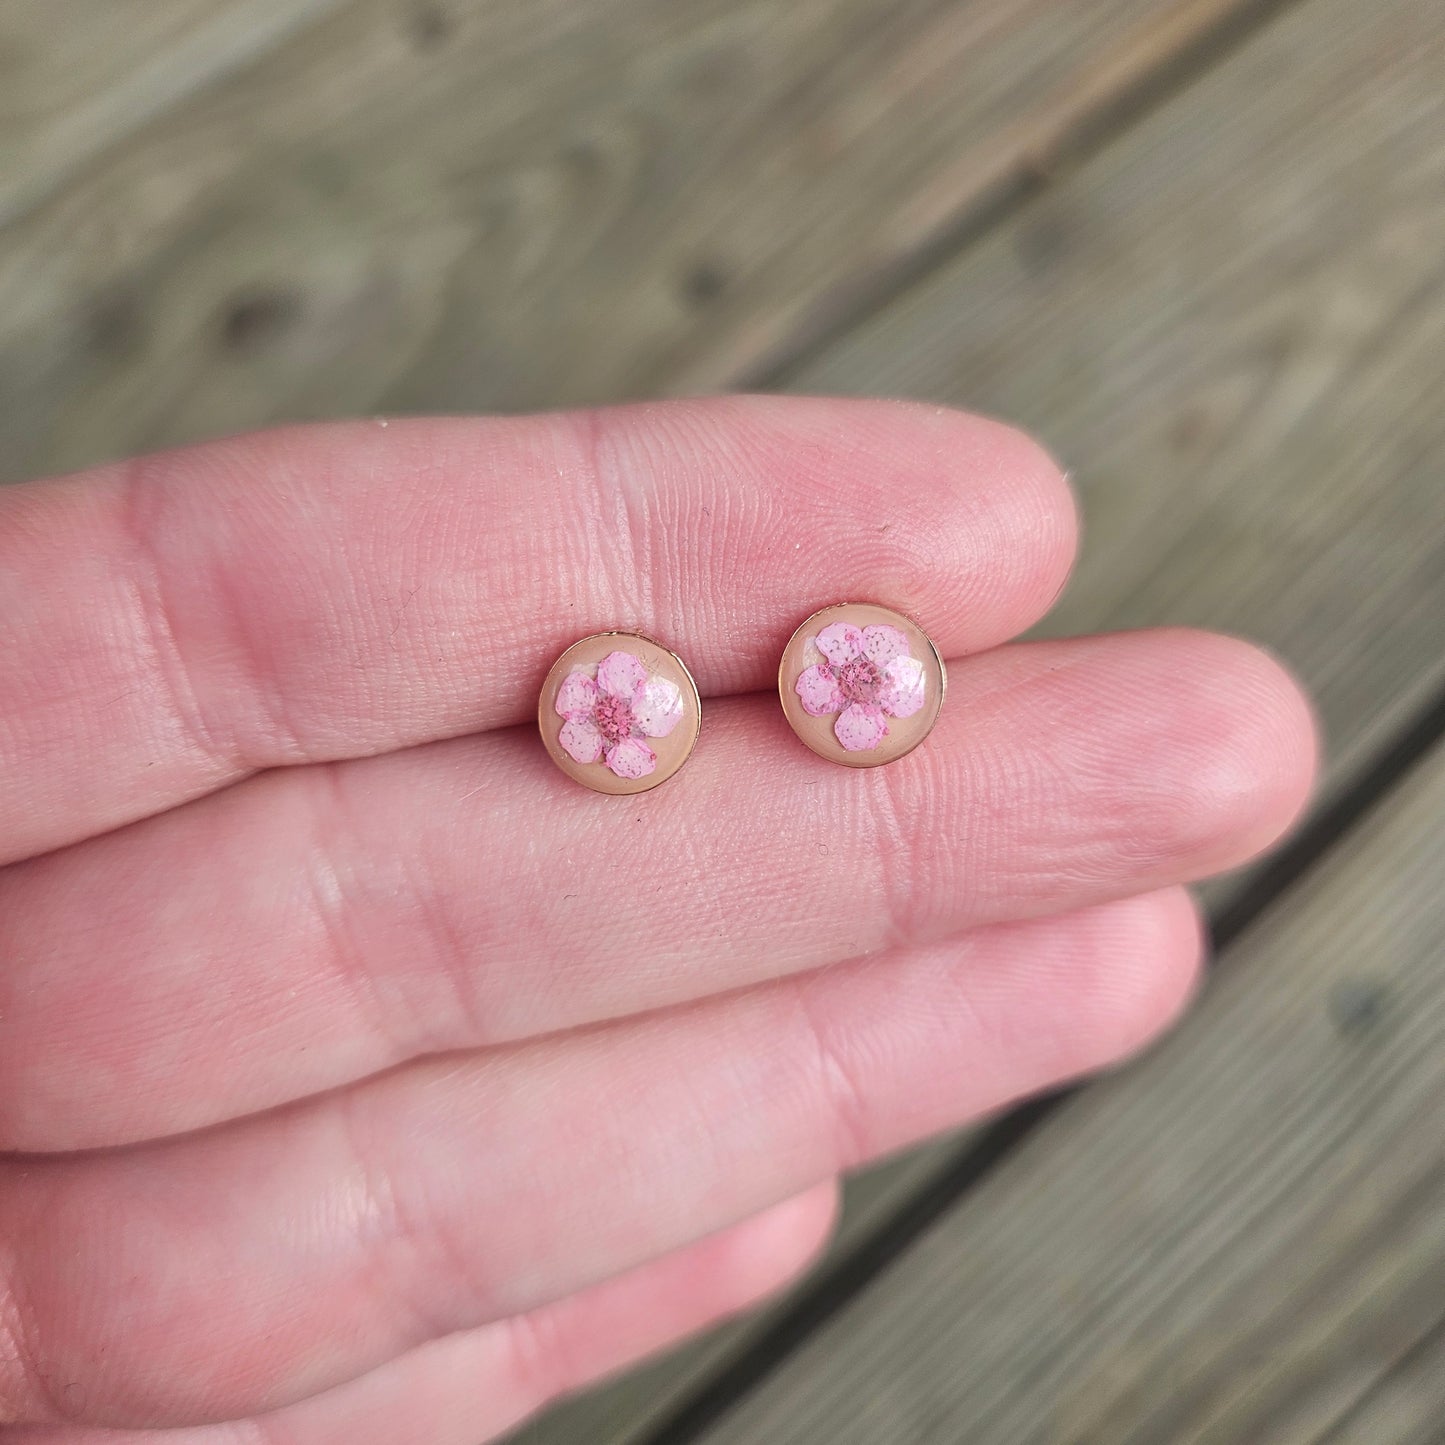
[778,603,945,767]
[538,632,701,794]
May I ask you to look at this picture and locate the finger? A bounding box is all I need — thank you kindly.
[0,397,1073,863]
[3,1183,837,1445]
[0,629,1314,1151]
[0,888,1202,1429]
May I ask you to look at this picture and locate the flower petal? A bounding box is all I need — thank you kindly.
[878,655,927,719]
[606,737,656,779]
[559,717,604,764]
[633,675,684,738]
[597,650,648,700]
[795,664,844,717]
[554,668,599,721]
[815,623,864,665]
[834,702,887,752]
[862,624,911,666]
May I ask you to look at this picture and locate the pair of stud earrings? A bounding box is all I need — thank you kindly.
[537,602,946,795]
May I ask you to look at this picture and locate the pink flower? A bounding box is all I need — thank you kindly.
[795,622,926,751]
[555,650,684,779]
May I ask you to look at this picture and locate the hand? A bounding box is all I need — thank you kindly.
[0,397,1315,1442]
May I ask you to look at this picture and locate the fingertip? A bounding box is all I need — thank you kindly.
[1079,886,1208,1067]
[583,395,1078,669]
[1026,627,1319,886]
[1135,628,1319,874]
[718,1179,840,1307]
[1200,629,1320,846]
[837,400,1080,645]
[929,405,1079,632]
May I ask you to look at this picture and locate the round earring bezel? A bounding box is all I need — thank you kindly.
[538,630,702,795]
[777,603,946,768]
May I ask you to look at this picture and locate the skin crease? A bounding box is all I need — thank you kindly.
[0,399,1319,1440]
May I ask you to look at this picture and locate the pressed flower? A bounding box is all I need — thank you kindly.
[794,622,926,752]
[555,650,684,778]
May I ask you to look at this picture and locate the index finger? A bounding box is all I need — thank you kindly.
[0,396,1073,862]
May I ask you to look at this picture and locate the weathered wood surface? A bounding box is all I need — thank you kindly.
[3,0,1443,1442]
[510,1144,954,1445]
[1316,1320,1445,1445]
[0,0,1290,481]
[0,0,349,228]
[2,3,1307,1443]
[692,721,1445,1444]
[795,0,1445,808]
[522,0,1445,1438]
[0,2,1286,1439]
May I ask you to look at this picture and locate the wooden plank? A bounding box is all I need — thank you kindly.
[791,0,1445,806]
[0,0,1288,480]
[521,0,1445,1437]
[0,0,348,229]
[1315,1320,1445,1445]
[675,4,1445,1430]
[5,0,1439,1440]
[0,1,1308,1440]
[509,1142,953,1445]
[791,0,1445,809]
[688,708,1445,1442]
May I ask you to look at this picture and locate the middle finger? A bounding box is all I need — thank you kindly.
[0,628,1311,1151]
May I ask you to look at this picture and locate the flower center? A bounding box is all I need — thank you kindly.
[837,657,882,703]
[593,693,634,743]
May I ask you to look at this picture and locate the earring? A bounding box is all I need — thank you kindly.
[778,603,945,767]
[539,632,701,794]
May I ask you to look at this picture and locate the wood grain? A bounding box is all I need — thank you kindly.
[0,0,1283,480]
[0,0,347,229]
[689,689,1445,1443]
[793,0,1445,812]
[510,1142,955,1445]
[1315,1319,1445,1445]
[4,1,1441,1442]
[524,0,1445,1437]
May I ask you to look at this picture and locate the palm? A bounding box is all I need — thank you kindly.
[0,398,1314,1442]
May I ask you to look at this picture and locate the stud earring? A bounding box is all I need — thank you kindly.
[539,631,701,794]
[777,603,945,767]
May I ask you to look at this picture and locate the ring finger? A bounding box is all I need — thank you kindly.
[0,888,1202,1431]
